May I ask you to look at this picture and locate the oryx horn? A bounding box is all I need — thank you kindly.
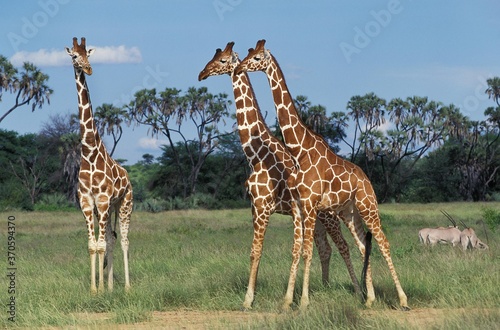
[441,210,456,227]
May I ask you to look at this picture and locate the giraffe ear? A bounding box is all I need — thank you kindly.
[87,48,95,57]
[65,47,73,56]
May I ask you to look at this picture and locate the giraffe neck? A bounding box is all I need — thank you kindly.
[265,54,313,159]
[74,67,103,155]
[231,70,276,165]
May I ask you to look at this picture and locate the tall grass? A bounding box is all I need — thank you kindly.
[0,202,498,328]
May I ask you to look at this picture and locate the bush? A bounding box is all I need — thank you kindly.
[34,193,76,211]
[481,207,500,232]
[134,198,169,213]
[0,179,33,211]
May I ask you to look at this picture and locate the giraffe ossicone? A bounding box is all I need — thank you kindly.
[66,37,133,294]
[199,42,362,310]
[235,39,409,311]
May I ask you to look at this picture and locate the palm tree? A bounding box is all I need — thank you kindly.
[0,60,53,123]
[94,103,128,156]
[346,93,386,161]
[0,55,17,98]
[485,77,500,106]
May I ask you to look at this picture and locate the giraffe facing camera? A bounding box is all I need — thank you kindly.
[66,37,133,294]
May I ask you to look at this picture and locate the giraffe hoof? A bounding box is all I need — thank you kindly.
[401,306,411,312]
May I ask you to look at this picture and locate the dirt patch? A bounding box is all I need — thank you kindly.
[362,307,498,329]
[70,310,279,329]
[66,307,497,329]
[133,310,277,329]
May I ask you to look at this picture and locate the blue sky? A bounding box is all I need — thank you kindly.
[1,0,499,164]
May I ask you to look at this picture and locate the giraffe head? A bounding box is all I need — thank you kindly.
[198,42,239,81]
[234,39,271,75]
[65,37,95,75]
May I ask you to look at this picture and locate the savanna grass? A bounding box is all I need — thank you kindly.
[0,202,498,328]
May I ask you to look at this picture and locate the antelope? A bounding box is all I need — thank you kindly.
[419,211,461,246]
[458,219,489,250]
[419,211,489,250]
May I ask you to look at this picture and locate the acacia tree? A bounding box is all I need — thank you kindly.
[0,56,53,123]
[40,113,80,205]
[7,134,57,207]
[126,86,232,198]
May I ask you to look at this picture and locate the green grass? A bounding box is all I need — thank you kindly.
[0,203,499,328]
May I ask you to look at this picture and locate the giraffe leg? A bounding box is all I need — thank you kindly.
[119,189,133,292]
[283,200,303,311]
[243,205,270,310]
[299,205,317,310]
[105,209,117,292]
[80,194,98,294]
[320,211,361,296]
[371,228,408,309]
[357,204,409,310]
[341,210,375,307]
[96,198,111,293]
[313,216,332,286]
[89,246,97,294]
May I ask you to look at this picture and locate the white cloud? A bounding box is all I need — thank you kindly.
[91,45,142,64]
[9,45,142,67]
[138,137,167,150]
[10,49,67,67]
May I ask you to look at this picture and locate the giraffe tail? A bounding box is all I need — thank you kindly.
[360,231,372,300]
[103,230,118,269]
[104,210,119,269]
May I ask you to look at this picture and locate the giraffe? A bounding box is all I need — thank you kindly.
[198,42,362,309]
[235,40,409,311]
[66,37,133,294]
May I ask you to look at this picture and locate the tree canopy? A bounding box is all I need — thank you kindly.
[0,56,53,123]
[0,57,498,210]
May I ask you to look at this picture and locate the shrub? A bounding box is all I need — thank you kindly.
[481,207,500,232]
[34,193,76,211]
[134,198,169,212]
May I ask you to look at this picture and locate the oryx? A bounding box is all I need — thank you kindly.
[419,210,461,246]
[458,219,489,250]
[419,211,489,250]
